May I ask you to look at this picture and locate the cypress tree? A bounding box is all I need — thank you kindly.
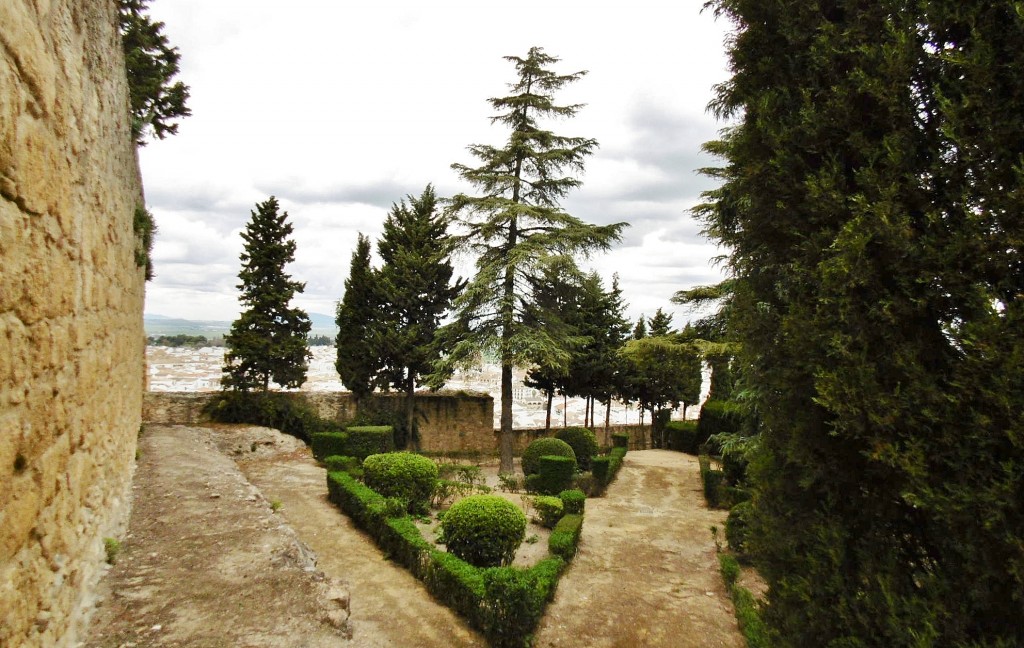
[443,47,627,473]
[223,197,311,392]
[335,234,379,404]
[375,185,463,448]
[701,1,1024,644]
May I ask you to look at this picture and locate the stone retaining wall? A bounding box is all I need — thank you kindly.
[0,1,145,645]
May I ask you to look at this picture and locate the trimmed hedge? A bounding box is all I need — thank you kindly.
[726,500,753,561]
[323,454,362,477]
[312,432,349,460]
[591,445,627,490]
[611,433,629,449]
[719,553,770,647]
[345,425,394,459]
[548,513,584,560]
[697,399,745,449]
[532,496,564,528]
[325,470,570,647]
[363,452,439,514]
[558,489,585,515]
[204,390,332,442]
[521,437,575,476]
[554,427,598,471]
[665,420,706,454]
[440,495,526,567]
[536,455,576,495]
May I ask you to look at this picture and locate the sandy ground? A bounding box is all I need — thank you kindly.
[84,426,746,648]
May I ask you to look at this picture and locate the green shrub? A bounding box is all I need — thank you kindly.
[611,433,630,449]
[548,514,584,560]
[554,427,598,471]
[532,496,564,528]
[719,552,741,588]
[722,451,749,485]
[591,456,610,484]
[497,472,522,493]
[440,495,526,567]
[722,486,751,508]
[423,550,485,620]
[558,489,585,515]
[363,452,439,515]
[432,479,476,508]
[480,558,565,648]
[521,437,575,476]
[726,500,753,560]
[665,420,700,453]
[323,455,362,478]
[205,390,332,443]
[536,455,576,495]
[344,425,394,459]
[699,454,727,508]
[312,432,349,461]
[697,399,745,448]
[523,474,542,494]
[572,473,600,497]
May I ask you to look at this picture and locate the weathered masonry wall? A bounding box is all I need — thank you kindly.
[142,392,656,455]
[143,391,497,454]
[0,1,145,646]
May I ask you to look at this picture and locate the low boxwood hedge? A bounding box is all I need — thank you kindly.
[345,425,394,459]
[548,513,584,560]
[532,496,564,528]
[611,433,629,449]
[363,452,439,514]
[554,427,598,471]
[521,437,575,476]
[558,489,585,515]
[311,432,349,461]
[440,495,527,568]
[664,420,705,454]
[536,455,576,495]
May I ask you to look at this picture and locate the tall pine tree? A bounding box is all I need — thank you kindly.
[441,47,626,472]
[701,1,1024,644]
[223,197,311,392]
[335,234,379,404]
[375,185,463,448]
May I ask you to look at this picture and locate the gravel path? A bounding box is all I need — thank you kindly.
[533,450,744,648]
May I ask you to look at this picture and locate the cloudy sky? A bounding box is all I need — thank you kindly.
[140,0,735,326]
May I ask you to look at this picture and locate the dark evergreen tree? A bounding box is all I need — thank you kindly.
[632,315,647,340]
[117,0,191,145]
[701,1,1024,645]
[223,197,311,392]
[647,308,674,336]
[335,234,379,404]
[375,185,463,448]
[441,47,626,473]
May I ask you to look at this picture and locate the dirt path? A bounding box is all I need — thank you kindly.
[218,426,484,648]
[83,425,351,648]
[533,450,744,648]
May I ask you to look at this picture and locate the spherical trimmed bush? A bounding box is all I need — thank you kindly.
[440,494,526,567]
[555,427,599,471]
[521,437,575,476]
[362,452,438,514]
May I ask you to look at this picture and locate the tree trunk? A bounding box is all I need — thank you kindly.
[584,396,590,428]
[405,373,416,451]
[604,399,612,446]
[563,394,568,428]
[545,390,553,433]
[499,362,515,473]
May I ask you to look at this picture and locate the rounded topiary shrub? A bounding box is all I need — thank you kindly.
[440,494,526,567]
[554,427,599,471]
[521,437,575,476]
[362,452,438,514]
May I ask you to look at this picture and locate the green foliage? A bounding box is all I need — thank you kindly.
[535,455,576,496]
[375,185,463,448]
[480,558,566,648]
[344,426,394,460]
[701,1,1024,644]
[431,479,477,509]
[335,233,380,402]
[132,205,156,280]
[497,472,522,493]
[531,496,564,528]
[149,334,208,347]
[439,495,526,568]
[664,420,703,454]
[548,514,584,561]
[618,336,703,426]
[718,552,740,589]
[611,434,629,449]
[323,455,362,477]
[439,46,627,474]
[363,452,439,515]
[558,489,585,515]
[718,554,771,647]
[117,0,190,144]
[726,500,752,562]
[554,427,598,471]
[698,455,727,509]
[205,391,330,443]
[311,433,348,461]
[103,537,122,565]
[223,197,311,392]
[696,400,745,449]
[521,437,575,476]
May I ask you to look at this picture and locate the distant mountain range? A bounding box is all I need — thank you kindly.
[145,312,338,337]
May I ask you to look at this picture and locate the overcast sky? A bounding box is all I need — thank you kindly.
[140,0,735,327]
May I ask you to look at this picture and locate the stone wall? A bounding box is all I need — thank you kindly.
[0,1,144,646]
[143,391,497,454]
[509,423,653,453]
